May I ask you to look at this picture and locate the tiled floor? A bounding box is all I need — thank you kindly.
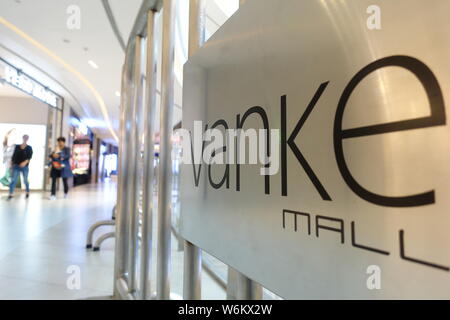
[0,181,117,299]
[0,179,227,300]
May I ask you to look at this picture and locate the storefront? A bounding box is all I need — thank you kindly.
[0,58,63,191]
[98,143,118,181]
[68,113,93,186]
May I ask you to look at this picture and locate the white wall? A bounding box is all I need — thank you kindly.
[61,102,71,143]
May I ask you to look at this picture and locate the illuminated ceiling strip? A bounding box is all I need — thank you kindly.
[0,43,95,120]
[0,16,119,142]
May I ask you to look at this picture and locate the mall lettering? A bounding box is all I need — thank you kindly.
[282,209,450,272]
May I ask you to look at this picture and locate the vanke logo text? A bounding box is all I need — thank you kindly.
[180,55,446,208]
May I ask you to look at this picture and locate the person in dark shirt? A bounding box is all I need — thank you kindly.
[8,135,33,200]
[49,137,73,200]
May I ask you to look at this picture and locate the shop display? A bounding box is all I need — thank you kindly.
[0,123,46,190]
[72,143,90,175]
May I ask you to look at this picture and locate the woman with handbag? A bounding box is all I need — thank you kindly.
[49,137,73,200]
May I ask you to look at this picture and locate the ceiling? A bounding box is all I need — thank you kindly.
[0,0,238,145]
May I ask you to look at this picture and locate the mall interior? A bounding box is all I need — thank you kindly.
[0,0,256,301]
[0,0,450,301]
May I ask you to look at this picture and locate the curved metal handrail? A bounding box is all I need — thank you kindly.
[93,231,116,251]
[86,206,116,249]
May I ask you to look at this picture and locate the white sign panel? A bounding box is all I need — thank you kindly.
[1,62,59,108]
[180,0,450,298]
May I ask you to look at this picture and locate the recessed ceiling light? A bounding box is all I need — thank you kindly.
[115,91,121,97]
[88,60,99,69]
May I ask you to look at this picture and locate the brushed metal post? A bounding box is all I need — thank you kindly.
[183,0,206,300]
[236,273,263,300]
[140,10,158,300]
[157,0,177,300]
[188,0,206,55]
[113,53,133,298]
[183,241,202,299]
[227,268,262,300]
[114,0,164,300]
[226,267,238,300]
[127,36,144,294]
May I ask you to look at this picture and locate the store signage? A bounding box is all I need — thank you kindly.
[2,63,59,108]
[180,0,450,298]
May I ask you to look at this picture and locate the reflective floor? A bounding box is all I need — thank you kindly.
[0,181,116,299]
[0,179,226,300]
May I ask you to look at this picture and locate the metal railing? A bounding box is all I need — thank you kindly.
[114,0,262,300]
[86,205,115,251]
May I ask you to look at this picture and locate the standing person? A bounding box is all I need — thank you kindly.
[49,137,73,200]
[8,134,33,200]
[0,129,15,187]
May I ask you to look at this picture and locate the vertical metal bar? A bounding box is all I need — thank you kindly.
[236,273,263,300]
[226,268,238,300]
[188,0,206,56]
[227,268,262,300]
[127,36,143,294]
[60,98,64,136]
[183,241,202,299]
[116,277,135,300]
[140,10,158,300]
[43,106,51,191]
[114,54,133,298]
[157,0,177,300]
[183,0,206,300]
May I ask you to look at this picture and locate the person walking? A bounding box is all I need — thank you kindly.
[49,137,73,200]
[8,134,33,200]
